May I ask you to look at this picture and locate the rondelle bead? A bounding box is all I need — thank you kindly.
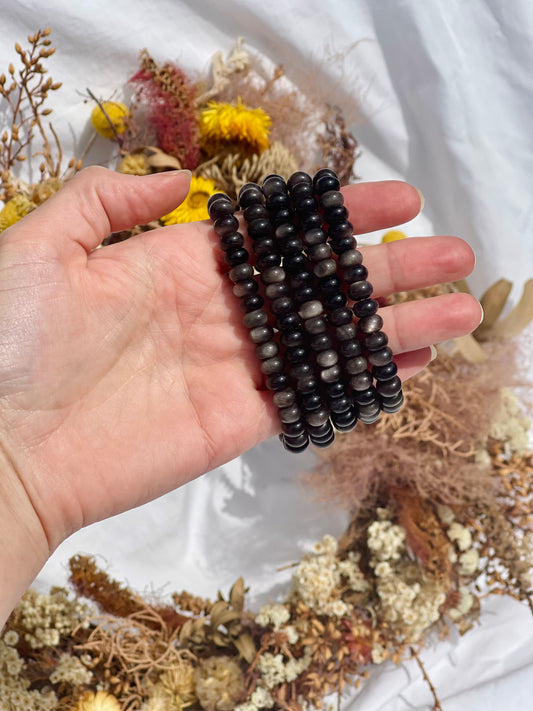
[287,171,313,190]
[367,346,394,366]
[262,174,287,197]
[328,220,353,240]
[261,356,285,375]
[298,299,323,320]
[261,266,286,284]
[328,307,353,326]
[348,280,373,301]
[271,296,294,316]
[220,232,244,251]
[338,248,363,267]
[266,193,290,211]
[322,291,347,310]
[376,376,402,397]
[358,402,381,418]
[293,285,317,304]
[286,346,308,364]
[310,333,333,351]
[320,364,342,383]
[329,395,352,413]
[316,349,339,368]
[319,275,342,293]
[233,279,259,298]
[290,182,313,200]
[320,190,344,209]
[301,213,322,231]
[313,167,337,185]
[265,281,290,300]
[311,433,336,448]
[224,247,249,267]
[281,329,306,348]
[291,364,313,382]
[380,391,404,407]
[255,341,279,360]
[214,215,240,237]
[294,196,318,213]
[256,253,282,271]
[358,411,381,424]
[331,408,357,426]
[330,236,357,255]
[281,418,305,435]
[308,243,332,262]
[345,356,368,375]
[303,227,328,246]
[353,387,379,405]
[335,323,357,340]
[325,381,346,398]
[303,315,327,334]
[208,198,234,220]
[279,404,302,424]
[283,253,307,272]
[302,392,323,411]
[271,209,291,226]
[249,325,275,344]
[296,374,319,393]
[353,298,379,319]
[307,421,333,437]
[275,222,297,240]
[277,312,303,331]
[333,419,358,433]
[350,371,373,391]
[243,203,268,222]
[282,435,309,453]
[247,218,271,239]
[365,331,389,351]
[229,263,254,283]
[315,174,340,194]
[290,269,313,289]
[313,259,337,278]
[266,373,289,391]
[280,237,304,255]
[254,237,276,256]
[243,308,268,328]
[282,431,309,446]
[340,339,362,358]
[343,263,368,283]
[358,314,384,334]
[372,361,398,381]
[240,293,264,312]
[381,398,404,414]
[238,184,264,208]
[306,407,331,427]
[324,205,348,224]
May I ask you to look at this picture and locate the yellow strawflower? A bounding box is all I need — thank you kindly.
[161,175,220,225]
[91,101,130,139]
[0,193,35,232]
[381,229,407,243]
[75,690,121,711]
[199,98,271,155]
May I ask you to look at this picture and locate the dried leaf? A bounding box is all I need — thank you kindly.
[453,334,489,363]
[233,632,256,664]
[143,145,182,170]
[229,577,245,612]
[474,278,512,340]
[482,279,533,341]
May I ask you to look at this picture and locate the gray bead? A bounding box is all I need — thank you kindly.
[265,282,289,300]
[350,371,373,391]
[229,263,254,283]
[303,228,327,246]
[345,356,367,375]
[359,411,381,424]
[233,280,257,298]
[313,259,337,278]
[320,190,344,209]
[320,364,342,383]
[308,243,332,262]
[255,341,279,360]
[358,402,381,417]
[249,325,274,344]
[243,309,268,329]
[298,299,323,320]
[261,356,284,375]
[368,347,394,366]
[338,249,363,267]
[357,314,383,334]
[336,323,357,341]
[303,316,327,334]
[316,349,338,368]
[272,388,296,408]
[307,407,330,427]
[261,266,286,284]
[279,405,302,423]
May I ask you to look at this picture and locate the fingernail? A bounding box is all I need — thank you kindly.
[478,303,484,326]
[430,344,438,362]
[415,187,425,213]
[145,169,192,178]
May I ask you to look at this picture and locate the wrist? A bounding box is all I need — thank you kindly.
[0,439,50,629]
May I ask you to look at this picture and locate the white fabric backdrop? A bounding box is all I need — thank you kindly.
[1,1,533,709]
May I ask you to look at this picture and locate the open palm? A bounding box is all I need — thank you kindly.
[0,167,480,556]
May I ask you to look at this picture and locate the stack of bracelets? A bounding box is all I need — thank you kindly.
[207,168,404,453]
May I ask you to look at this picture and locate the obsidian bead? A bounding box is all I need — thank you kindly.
[353,298,379,319]
[249,325,275,344]
[271,209,291,226]
[275,222,297,240]
[208,197,234,220]
[325,381,346,398]
[254,237,276,255]
[306,407,331,427]
[320,364,342,383]
[290,269,313,289]
[331,407,357,425]
[348,280,373,301]
[329,395,352,414]
[220,232,244,251]
[256,252,281,271]
[302,392,323,411]
[265,281,290,300]
[233,279,259,298]
[308,243,332,262]
[294,196,318,213]
[367,346,393,366]
[358,314,384,334]
[316,350,339,368]
[243,308,268,328]
[302,227,327,246]
[224,247,249,267]
[381,399,404,414]
[296,374,319,394]
[300,213,322,231]
[281,418,305,435]
[286,346,308,364]
[271,297,294,316]
[238,184,264,208]
[339,249,363,267]
[335,323,357,340]
[353,387,379,405]
[376,376,402,397]
[261,356,285,375]
[328,307,353,326]
[243,203,268,222]
[282,435,309,453]
[290,182,313,200]
[291,362,313,379]
[358,402,380,418]
[372,361,398,381]
[240,293,264,313]
[333,419,357,432]
[310,333,332,351]
[261,266,286,284]
[287,171,313,190]
[214,215,240,237]
[311,433,336,448]
[365,331,389,351]
[322,291,347,310]
[330,236,357,254]
[255,341,279,360]
[277,312,303,331]
[358,412,381,424]
[343,264,368,283]
[319,275,342,293]
[298,300,323,320]
[247,218,271,239]
[313,259,337,278]
[266,373,289,391]
[281,329,305,348]
[307,421,333,437]
[320,190,344,209]
[280,237,304,255]
[293,285,317,304]
[283,253,306,272]
[272,388,296,409]
[345,356,367,375]
[315,174,340,194]
[229,263,254,283]
[313,168,337,185]
[340,339,362,358]
[262,174,287,197]
[266,193,290,212]
[303,316,327,334]
[350,371,373,391]
[324,205,348,224]
[380,389,404,405]
[328,220,353,240]
[282,431,309,446]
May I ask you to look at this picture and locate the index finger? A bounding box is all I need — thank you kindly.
[342,181,423,234]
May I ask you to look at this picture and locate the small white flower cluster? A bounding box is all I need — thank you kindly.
[448,585,474,620]
[255,604,290,630]
[490,388,531,454]
[234,685,275,711]
[292,535,368,617]
[18,587,90,649]
[49,653,93,685]
[367,521,406,562]
[257,650,312,689]
[0,639,58,711]
[437,506,478,618]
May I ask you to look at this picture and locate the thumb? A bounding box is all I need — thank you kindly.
[10,166,192,260]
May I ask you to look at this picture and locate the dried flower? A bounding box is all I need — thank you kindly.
[143,663,197,711]
[0,193,35,231]
[194,656,244,711]
[76,690,121,711]
[381,229,407,242]
[255,603,290,630]
[90,101,130,140]
[161,175,218,225]
[118,152,151,175]
[199,98,271,155]
[49,652,93,685]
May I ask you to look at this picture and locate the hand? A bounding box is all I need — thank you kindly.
[0,167,480,619]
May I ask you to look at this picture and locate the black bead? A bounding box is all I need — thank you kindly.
[281,329,306,348]
[333,419,358,433]
[330,236,357,254]
[338,248,363,267]
[255,341,279,360]
[208,197,234,220]
[286,346,308,364]
[253,237,276,256]
[277,311,303,331]
[353,298,379,319]
[238,183,264,207]
[313,259,337,278]
[340,339,362,358]
[345,356,368,375]
[282,431,309,447]
[310,333,332,351]
[281,419,306,436]
[290,182,313,200]
[376,376,402,397]
[324,205,348,224]
[247,218,271,239]
[296,375,319,394]
[320,364,342,383]
[335,322,357,341]
[271,209,291,226]
[265,281,290,300]
[280,237,304,255]
[329,395,352,413]
[287,171,313,190]
[328,220,353,240]
[224,247,249,266]
[275,222,297,240]
[256,252,281,271]
[302,392,323,411]
[307,421,333,438]
[233,279,259,298]
[220,232,244,251]
[365,331,389,351]
[348,280,373,300]
[372,361,398,381]
[243,308,268,329]
[271,297,294,316]
[308,243,332,262]
[303,316,327,334]
[262,174,287,197]
[313,168,337,186]
[358,314,384,334]
[243,203,268,222]
[214,215,240,237]
[283,253,307,273]
[229,263,254,283]
[320,190,344,209]
[267,193,290,211]
[240,293,264,312]
[311,432,336,448]
[293,285,317,304]
[302,227,327,246]
[306,407,331,427]
[266,373,289,391]
[353,387,378,405]
[290,362,313,379]
[325,381,346,398]
[331,411,357,429]
[261,266,285,284]
[300,213,322,231]
[261,356,284,375]
[290,269,313,289]
[249,325,275,344]
[294,196,318,214]
[350,371,373,391]
[315,174,340,194]
[322,291,347,310]
[380,390,404,406]
[319,275,342,293]
[282,435,309,453]
[343,264,368,283]
[328,307,353,326]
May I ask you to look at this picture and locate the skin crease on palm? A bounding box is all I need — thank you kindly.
[0,167,482,624]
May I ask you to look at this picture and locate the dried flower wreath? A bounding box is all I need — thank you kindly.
[1,29,533,711]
